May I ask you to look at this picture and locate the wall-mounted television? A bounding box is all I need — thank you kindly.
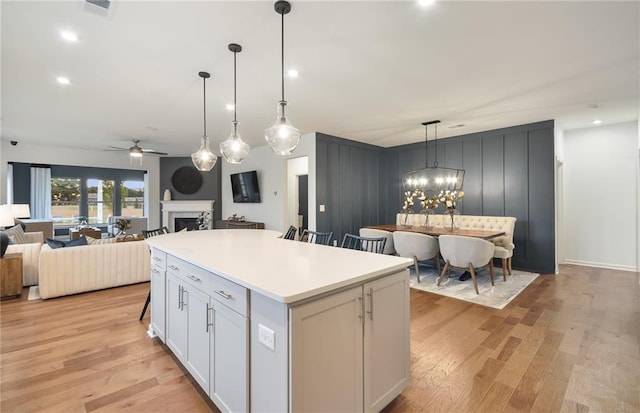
[230,170,261,203]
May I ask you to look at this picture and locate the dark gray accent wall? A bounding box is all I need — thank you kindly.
[385,120,555,273]
[316,133,386,246]
[159,158,222,224]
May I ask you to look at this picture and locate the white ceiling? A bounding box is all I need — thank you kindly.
[2,1,638,157]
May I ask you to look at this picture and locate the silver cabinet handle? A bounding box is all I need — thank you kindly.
[206,303,213,332]
[153,256,162,262]
[358,296,364,324]
[151,268,160,274]
[177,286,182,309]
[366,288,373,321]
[214,290,232,300]
[168,264,179,271]
[187,275,201,282]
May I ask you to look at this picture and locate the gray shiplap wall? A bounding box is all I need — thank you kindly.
[317,120,556,273]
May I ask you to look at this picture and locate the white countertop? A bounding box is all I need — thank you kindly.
[146,229,413,304]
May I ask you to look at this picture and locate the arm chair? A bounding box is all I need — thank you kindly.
[341,233,387,254]
[359,228,395,254]
[283,225,297,240]
[301,230,333,246]
[437,235,495,295]
[392,231,439,283]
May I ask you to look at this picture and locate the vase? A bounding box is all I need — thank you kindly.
[444,209,459,231]
[423,210,434,229]
[402,210,413,226]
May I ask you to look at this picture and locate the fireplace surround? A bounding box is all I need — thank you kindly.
[161,200,215,232]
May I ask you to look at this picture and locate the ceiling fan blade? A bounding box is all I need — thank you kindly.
[142,149,168,156]
[106,145,128,151]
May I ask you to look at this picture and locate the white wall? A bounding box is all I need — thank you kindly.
[562,121,638,271]
[0,139,161,228]
[221,133,316,232]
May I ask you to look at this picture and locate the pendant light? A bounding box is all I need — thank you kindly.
[264,0,301,156]
[220,43,250,163]
[191,71,218,171]
[403,120,465,192]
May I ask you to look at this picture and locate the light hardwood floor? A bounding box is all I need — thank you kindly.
[1,264,638,412]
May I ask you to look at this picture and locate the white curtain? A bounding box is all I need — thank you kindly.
[6,163,13,204]
[30,166,52,219]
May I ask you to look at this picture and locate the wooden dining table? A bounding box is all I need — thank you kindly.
[364,224,505,240]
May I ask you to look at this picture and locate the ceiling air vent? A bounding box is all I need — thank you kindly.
[448,124,465,129]
[85,0,110,9]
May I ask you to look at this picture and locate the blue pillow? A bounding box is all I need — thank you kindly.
[46,236,88,249]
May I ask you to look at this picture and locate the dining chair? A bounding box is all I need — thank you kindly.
[437,235,495,295]
[359,228,395,254]
[227,222,259,229]
[340,233,387,254]
[301,229,333,245]
[392,231,440,283]
[139,226,169,321]
[491,217,517,277]
[283,225,297,240]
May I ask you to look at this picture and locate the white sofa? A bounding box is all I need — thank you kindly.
[396,213,517,274]
[6,231,44,287]
[38,239,150,299]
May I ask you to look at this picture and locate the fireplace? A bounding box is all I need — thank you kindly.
[174,217,200,232]
[161,200,215,232]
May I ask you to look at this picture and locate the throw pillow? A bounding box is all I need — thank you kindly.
[4,224,27,244]
[46,236,89,249]
[86,237,116,245]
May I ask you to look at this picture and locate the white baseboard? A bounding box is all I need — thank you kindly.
[564,259,638,272]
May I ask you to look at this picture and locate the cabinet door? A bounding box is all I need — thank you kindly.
[290,286,364,412]
[150,266,166,341]
[166,273,187,362]
[186,285,211,392]
[364,271,410,412]
[210,299,249,413]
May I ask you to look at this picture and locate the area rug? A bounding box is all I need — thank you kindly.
[409,265,539,309]
[28,286,41,301]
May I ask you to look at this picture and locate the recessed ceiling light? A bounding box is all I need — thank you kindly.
[60,30,78,42]
[593,119,602,125]
[225,104,235,111]
[418,0,436,7]
[287,69,299,78]
[56,76,71,85]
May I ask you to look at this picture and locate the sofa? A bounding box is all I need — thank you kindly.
[38,238,150,299]
[6,231,44,287]
[396,213,517,274]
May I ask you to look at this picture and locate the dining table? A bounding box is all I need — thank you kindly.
[364,224,506,281]
[365,224,505,240]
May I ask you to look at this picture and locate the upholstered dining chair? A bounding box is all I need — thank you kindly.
[301,229,333,245]
[340,233,387,254]
[227,222,259,229]
[392,231,440,283]
[283,225,297,240]
[359,228,395,255]
[492,217,517,277]
[437,235,495,295]
[139,226,169,321]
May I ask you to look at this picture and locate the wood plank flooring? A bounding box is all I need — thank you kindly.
[1,264,638,412]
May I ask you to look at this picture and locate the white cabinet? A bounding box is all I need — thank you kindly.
[166,272,187,362]
[186,285,211,391]
[290,270,409,413]
[149,248,167,341]
[210,297,249,413]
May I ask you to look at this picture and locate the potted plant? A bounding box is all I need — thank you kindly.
[114,218,131,238]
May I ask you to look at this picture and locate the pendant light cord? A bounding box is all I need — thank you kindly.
[281,11,285,102]
[233,50,238,123]
[203,75,207,136]
[434,122,438,167]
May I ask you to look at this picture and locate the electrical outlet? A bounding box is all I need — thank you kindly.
[258,324,275,351]
[319,204,325,212]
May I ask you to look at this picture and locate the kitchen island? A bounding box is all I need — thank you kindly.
[146,229,413,412]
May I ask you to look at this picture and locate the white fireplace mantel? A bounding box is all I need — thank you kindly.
[161,200,215,232]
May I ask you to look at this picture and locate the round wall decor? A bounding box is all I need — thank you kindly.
[171,166,203,194]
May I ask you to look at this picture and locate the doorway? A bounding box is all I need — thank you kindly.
[298,175,308,236]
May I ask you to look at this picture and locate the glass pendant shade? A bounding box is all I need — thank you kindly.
[191,136,217,171]
[265,101,301,155]
[220,121,250,164]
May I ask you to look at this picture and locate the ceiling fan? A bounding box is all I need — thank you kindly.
[106,140,168,163]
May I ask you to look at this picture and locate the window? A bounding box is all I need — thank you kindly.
[121,180,144,217]
[87,179,115,224]
[51,178,81,225]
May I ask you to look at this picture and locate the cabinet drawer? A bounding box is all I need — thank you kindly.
[167,256,211,292]
[210,274,248,317]
[151,248,167,270]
